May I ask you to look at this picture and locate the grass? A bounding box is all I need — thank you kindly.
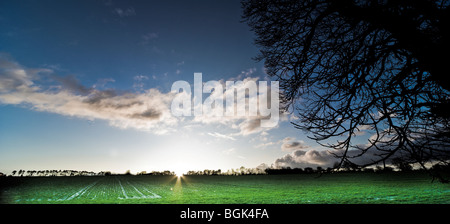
[1,172,449,204]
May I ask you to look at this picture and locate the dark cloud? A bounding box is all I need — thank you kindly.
[239,118,261,135]
[238,115,274,136]
[274,149,336,169]
[273,147,406,169]
[54,75,92,95]
[84,89,117,104]
[131,108,162,120]
[281,137,309,152]
[57,77,149,111]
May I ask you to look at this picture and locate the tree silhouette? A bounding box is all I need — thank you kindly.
[392,157,413,171]
[243,0,450,181]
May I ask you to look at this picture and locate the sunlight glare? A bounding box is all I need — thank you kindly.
[175,170,184,177]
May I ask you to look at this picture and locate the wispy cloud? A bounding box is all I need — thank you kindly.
[191,76,281,136]
[93,78,115,89]
[140,32,158,45]
[103,0,113,7]
[222,148,236,155]
[133,75,149,92]
[208,132,236,141]
[142,32,158,40]
[113,7,136,17]
[255,141,275,148]
[0,54,177,134]
[0,55,284,138]
[222,147,246,160]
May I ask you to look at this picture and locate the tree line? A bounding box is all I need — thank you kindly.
[7,169,108,177]
[3,163,448,178]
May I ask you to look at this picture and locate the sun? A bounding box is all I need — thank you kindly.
[174,169,186,177]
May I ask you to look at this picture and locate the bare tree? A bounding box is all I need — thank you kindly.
[243,0,450,181]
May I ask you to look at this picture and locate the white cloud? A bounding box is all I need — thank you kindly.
[354,124,373,136]
[208,132,236,141]
[133,75,149,81]
[256,163,270,170]
[0,54,49,92]
[191,76,280,136]
[237,67,256,79]
[255,141,275,148]
[0,56,285,139]
[0,55,177,134]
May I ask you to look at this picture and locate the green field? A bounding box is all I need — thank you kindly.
[1,172,449,204]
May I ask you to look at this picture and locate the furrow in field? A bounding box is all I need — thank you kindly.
[126,180,161,199]
[130,180,162,199]
[117,178,129,199]
[126,180,145,197]
[62,179,100,201]
[114,177,161,199]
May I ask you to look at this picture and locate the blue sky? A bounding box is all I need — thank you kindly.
[0,0,369,175]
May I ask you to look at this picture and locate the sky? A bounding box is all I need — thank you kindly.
[0,0,375,175]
